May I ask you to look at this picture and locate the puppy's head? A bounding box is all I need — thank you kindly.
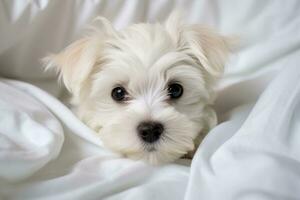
[45,13,233,164]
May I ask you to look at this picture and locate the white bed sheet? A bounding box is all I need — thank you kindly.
[1,0,300,199]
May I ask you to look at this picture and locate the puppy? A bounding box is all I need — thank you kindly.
[44,12,233,164]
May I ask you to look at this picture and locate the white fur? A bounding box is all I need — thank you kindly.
[44,12,232,164]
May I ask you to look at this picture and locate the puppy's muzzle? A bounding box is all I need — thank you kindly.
[137,121,164,143]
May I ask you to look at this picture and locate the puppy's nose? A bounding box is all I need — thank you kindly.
[137,121,164,143]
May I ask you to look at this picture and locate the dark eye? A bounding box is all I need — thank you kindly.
[111,86,127,102]
[168,83,183,99]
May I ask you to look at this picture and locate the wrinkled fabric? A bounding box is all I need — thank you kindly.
[0,0,300,200]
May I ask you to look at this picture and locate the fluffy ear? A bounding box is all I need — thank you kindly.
[43,37,101,100]
[43,17,117,96]
[165,11,234,78]
[44,37,98,95]
[164,10,183,42]
[183,25,235,78]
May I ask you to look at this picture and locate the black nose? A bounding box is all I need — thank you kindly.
[137,121,164,143]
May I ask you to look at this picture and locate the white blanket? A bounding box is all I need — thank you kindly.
[1,1,300,199]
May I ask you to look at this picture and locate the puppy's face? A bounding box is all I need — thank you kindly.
[45,14,232,164]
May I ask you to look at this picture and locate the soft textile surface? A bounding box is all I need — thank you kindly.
[1,0,300,199]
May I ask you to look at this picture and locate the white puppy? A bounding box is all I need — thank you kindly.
[44,13,232,164]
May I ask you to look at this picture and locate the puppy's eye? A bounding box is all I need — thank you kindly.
[111,86,127,102]
[168,83,183,99]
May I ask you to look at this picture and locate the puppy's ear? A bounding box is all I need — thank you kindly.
[183,25,236,78]
[43,37,98,95]
[43,17,117,96]
[165,12,235,79]
[165,10,183,42]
